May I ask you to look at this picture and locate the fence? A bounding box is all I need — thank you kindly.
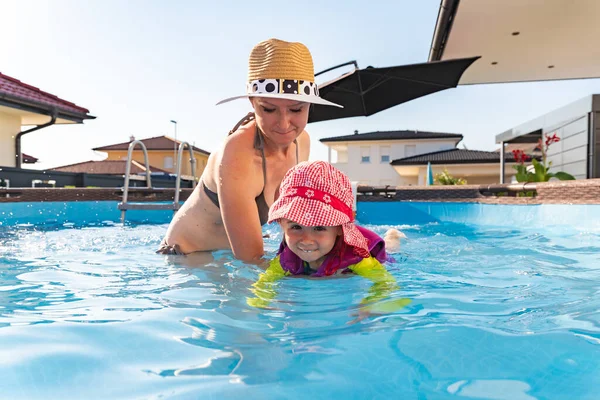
[0,166,194,188]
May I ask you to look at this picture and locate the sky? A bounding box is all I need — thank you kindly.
[3,0,600,170]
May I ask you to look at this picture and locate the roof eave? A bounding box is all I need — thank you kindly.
[93,146,210,156]
[320,135,464,143]
[0,93,94,123]
[93,146,209,155]
[391,159,517,166]
[428,0,461,62]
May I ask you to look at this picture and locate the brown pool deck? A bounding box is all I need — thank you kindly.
[1,179,599,205]
[357,178,600,205]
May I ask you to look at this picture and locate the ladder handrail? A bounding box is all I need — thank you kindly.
[174,141,197,205]
[121,140,152,222]
[120,140,198,223]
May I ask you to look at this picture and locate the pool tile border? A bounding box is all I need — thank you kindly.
[1,179,599,205]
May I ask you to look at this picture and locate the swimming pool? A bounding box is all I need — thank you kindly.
[1,201,599,399]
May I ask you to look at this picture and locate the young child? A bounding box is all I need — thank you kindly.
[247,161,410,315]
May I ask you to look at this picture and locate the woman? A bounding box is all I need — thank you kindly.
[158,38,342,262]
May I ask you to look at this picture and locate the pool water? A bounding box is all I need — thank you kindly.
[1,218,599,399]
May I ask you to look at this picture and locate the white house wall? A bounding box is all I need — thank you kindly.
[395,163,519,186]
[497,94,600,180]
[328,139,458,185]
[0,111,20,167]
[546,115,588,179]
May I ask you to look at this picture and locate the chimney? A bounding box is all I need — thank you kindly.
[354,130,359,135]
[129,135,135,142]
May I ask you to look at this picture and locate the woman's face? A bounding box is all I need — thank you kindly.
[251,98,310,146]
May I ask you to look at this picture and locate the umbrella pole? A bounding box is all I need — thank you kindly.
[315,60,358,77]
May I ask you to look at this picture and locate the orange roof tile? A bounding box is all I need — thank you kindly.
[0,72,91,116]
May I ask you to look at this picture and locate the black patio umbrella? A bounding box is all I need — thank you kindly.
[308,56,480,123]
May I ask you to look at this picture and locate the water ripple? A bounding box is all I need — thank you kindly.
[0,221,599,398]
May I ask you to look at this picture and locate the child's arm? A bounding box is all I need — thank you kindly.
[246,257,288,308]
[349,257,411,314]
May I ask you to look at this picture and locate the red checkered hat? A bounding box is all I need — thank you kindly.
[268,161,370,258]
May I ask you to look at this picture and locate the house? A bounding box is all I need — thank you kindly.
[391,148,524,185]
[51,160,170,175]
[320,130,463,185]
[0,72,94,167]
[92,135,210,179]
[496,94,600,181]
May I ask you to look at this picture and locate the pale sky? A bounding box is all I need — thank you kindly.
[4,0,600,170]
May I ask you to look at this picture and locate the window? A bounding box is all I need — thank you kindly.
[360,146,371,163]
[336,150,348,163]
[405,145,416,157]
[380,146,391,163]
[164,156,174,169]
[31,179,56,188]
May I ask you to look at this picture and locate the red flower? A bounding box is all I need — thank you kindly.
[545,133,560,146]
[512,149,529,164]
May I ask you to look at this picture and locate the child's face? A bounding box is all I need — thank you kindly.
[280,219,342,268]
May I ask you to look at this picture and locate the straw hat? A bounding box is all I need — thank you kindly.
[268,161,370,258]
[217,39,342,108]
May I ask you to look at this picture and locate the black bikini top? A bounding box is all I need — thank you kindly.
[202,114,298,225]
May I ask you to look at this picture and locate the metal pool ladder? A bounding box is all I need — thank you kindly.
[118,140,197,223]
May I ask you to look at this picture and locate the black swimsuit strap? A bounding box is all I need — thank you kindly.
[232,111,299,163]
[253,126,268,184]
[229,112,255,136]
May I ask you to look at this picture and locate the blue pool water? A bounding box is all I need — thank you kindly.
[1,202,600,399]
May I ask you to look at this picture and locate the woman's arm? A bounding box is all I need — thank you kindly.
[218,132,266,262]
